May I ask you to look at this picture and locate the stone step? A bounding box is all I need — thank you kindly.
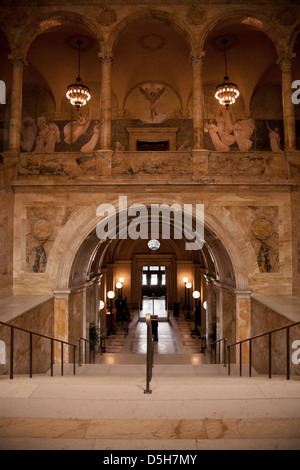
[49,361,257,378]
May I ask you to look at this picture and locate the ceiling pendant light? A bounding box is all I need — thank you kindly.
[215,39,239,109]
[66,39,91,109]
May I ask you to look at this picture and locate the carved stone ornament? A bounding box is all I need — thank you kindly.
[250,217,274,241]
[190,50,205,65]
[31,216,54,241]
[276,51,296,69]
[97,7,117,26]
[276,7,297,26]
[186,6,206,25]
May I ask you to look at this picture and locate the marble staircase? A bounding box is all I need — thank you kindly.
[0,360,299,450]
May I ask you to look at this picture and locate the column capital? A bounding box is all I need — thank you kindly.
[8,55,28,67]
[98,51,114,65]
[234,289,252,301]
[190,49,205,66]
[52,288,71,300]
[276,51,296,70]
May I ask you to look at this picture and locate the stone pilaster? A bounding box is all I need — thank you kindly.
[235,289,252,363]
[98,52,113,150]
[204,275,213,344]
[52,289,71,363]
[190,50,205,149]
[8,55,27,152]
[277,52,296,151]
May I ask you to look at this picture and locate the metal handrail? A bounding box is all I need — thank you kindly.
[144,313,154,394]
[227,321,300,380]
[78,336,93,366]
[210,337,227,367]
[0,320,77,379]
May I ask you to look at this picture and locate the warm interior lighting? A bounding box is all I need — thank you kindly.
[215,39,239,109]
[186,282,192,289]
[183,277,188,283]
[116,282,122,289]
[192,290,200,299]
[99,300,105,310]
[119,277,124,283]
[66,40,91,109]
[107,291,115,299]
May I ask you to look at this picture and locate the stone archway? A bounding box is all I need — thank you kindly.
[49,196,256,363]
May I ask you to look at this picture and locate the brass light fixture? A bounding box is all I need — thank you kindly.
[215,39,239,109]
[66,39,91,109]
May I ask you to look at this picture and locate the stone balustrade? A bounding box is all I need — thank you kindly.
[2,150,299,184]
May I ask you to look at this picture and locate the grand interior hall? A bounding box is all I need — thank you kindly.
[0,0,300,453]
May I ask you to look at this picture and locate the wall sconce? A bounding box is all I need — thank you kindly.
[185,282,192,319]
[116,281,123,298]
[191,291,201,336]
[107,291,116,336]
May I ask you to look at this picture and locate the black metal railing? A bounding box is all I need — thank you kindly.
[144,313,154,394]
[78,336,93,366]
[227,321,300,380]
[210,337,227,367]
[0,320,77,379]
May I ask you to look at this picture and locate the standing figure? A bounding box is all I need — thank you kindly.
[265,121,284,152]
[44,119,61,152]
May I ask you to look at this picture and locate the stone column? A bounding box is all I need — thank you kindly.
[190,50,205,149]
[98,52,113,150]
[215,282,224,361]
[277,52,296,151]
[204,275,213,344]
[53,289,71,363]
[235,290,252,363]
[8,55,27,152]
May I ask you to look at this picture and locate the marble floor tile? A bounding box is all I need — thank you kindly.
[0,417,299,441]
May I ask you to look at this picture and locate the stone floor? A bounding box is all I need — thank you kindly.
[0,303,300,451]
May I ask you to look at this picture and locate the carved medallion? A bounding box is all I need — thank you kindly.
[6,11,28,28]
[97,7,117,26]
[138,34,167,51]
[186,6,206,25]
[31,216,54,241]
[276,7,297,26]
[250,217,274,241]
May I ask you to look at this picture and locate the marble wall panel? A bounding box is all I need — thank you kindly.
[69,289,85,362]
[251,298,300,376]
[0,163,14,299]
[0,297,54,376]
[222,290,235,345]
[208,152,286,177]
[291,190,300,297]
[111,152,193,176]
[15,150,290,183]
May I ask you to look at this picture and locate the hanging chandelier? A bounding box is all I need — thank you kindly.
[66,40,91,109]
[215,39,239,109]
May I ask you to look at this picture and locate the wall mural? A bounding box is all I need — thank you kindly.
[0,81,297,152]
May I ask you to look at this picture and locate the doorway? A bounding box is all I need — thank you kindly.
[142,265,166,297]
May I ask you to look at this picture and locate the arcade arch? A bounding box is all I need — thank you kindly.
[49,199,256,361]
